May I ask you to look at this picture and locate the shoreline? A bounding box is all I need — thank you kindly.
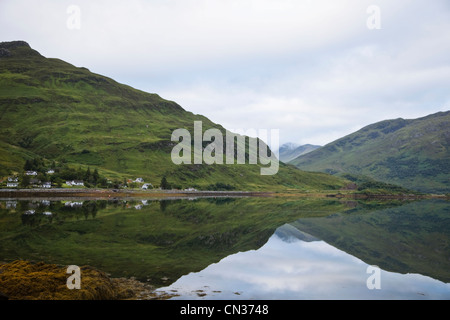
[0,188,446,201]
[0,188,275,200]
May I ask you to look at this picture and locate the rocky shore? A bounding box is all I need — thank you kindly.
[0,260,172,300]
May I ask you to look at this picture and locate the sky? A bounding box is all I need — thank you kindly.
[1,0,449,147]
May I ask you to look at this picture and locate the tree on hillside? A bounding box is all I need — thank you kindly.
[93,168,99,184]
[24,159,33,171]
[160,176,171,190]
[20,174,30,188]
[84,167,91,182]
[23,157,45,172]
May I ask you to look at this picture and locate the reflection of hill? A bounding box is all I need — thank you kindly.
[289,199,450,283]
[0,197,350,287]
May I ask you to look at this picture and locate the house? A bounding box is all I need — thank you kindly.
[6,201,17,209]
[64,201,83,207]
[47,169,55,174]
[6,182,19,188]
[135,178,144,183]
[41,182,52,188]
[142,183,152,189]
[66,180,84,187]
[7,177,19,187]
[25,171,37,176]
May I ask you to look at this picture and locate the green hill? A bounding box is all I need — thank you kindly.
[290,111,450,194]
[0,40,347,192]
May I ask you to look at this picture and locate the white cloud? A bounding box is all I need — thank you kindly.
[1,0,449,146]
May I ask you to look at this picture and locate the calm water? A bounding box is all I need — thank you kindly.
[0,197,449,300]
[156,224,450,300]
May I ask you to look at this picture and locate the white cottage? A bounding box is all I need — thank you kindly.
[66,180,84,186]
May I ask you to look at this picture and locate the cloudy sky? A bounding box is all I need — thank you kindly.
[1,0,449,146]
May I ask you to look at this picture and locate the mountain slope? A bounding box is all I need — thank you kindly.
[0,41,347,192]
[278,143,320,163]
[290,111,450,193]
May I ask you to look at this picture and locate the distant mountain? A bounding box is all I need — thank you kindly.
[290,111,450,194]
[278,143,320,163]
[0,40,347,192]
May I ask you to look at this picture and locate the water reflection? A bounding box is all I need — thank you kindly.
[156,224,450,300]
[3,197,340,285]
[6,199,103,226]
[1,197,449,299]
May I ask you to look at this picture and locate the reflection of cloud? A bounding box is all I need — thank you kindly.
[210,237,367,296]
[156,234,450,300]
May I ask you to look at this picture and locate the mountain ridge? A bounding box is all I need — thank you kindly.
[290,111,450,194]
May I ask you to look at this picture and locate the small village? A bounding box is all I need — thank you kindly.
[0,158,204,192]
[1,169,154,191]
[0,157,157,191]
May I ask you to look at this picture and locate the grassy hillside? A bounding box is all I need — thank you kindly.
[0,41,347,192]
[290,112,450,194]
